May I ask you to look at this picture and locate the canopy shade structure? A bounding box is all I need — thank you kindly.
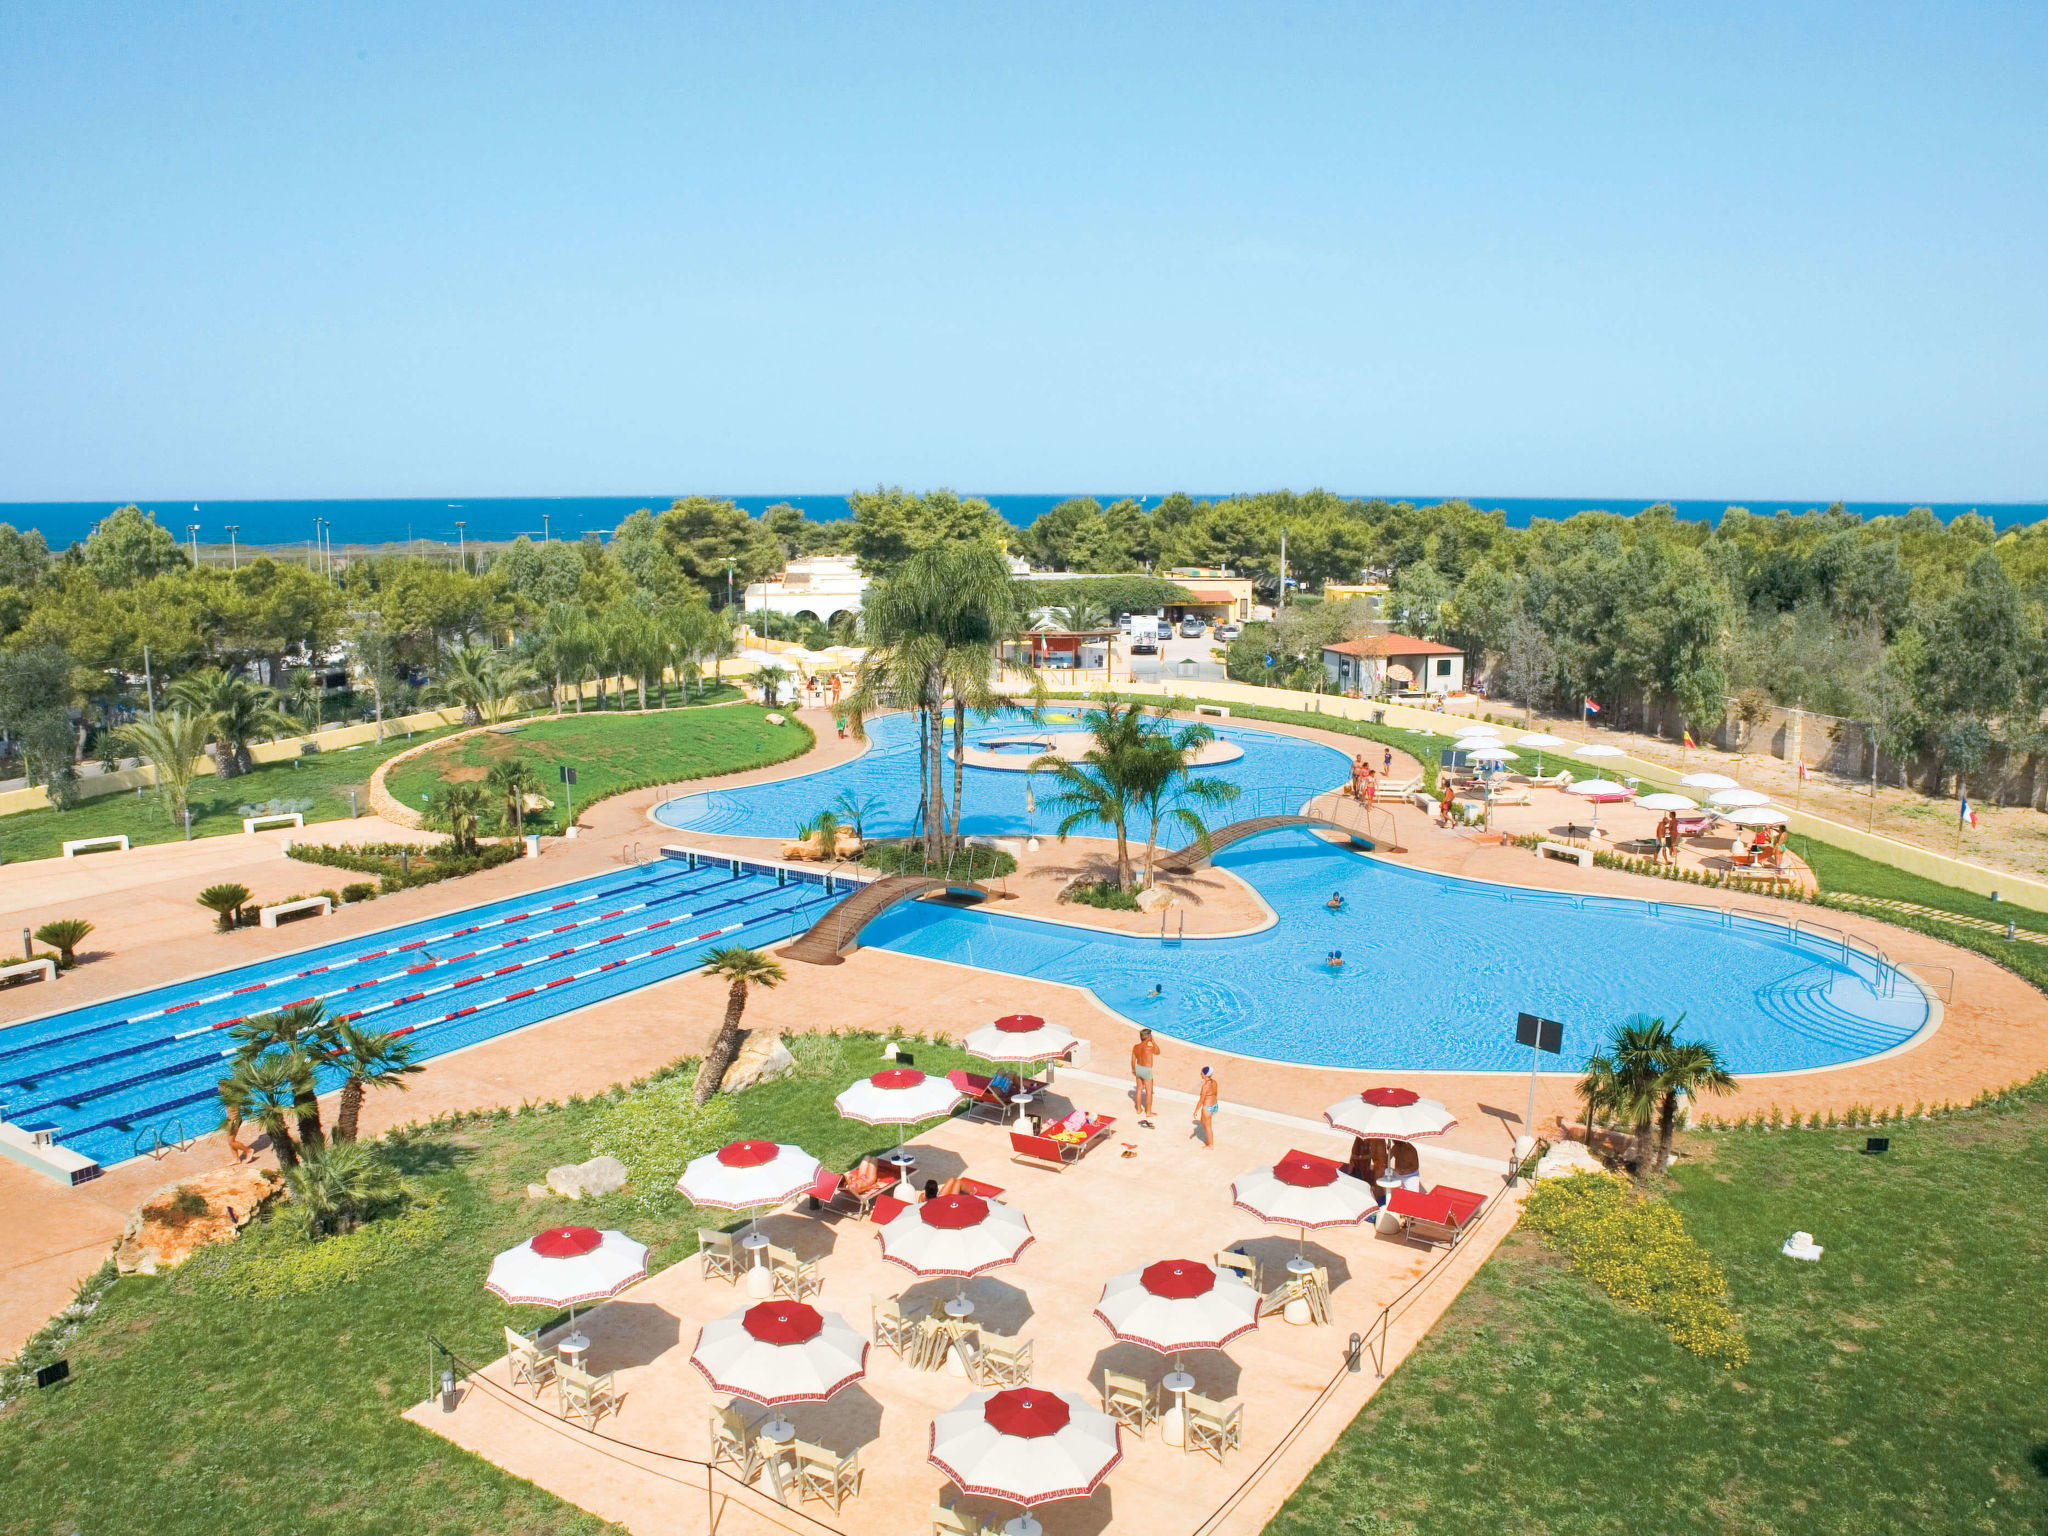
[963,1014,1076,1064]
[678,1141,822,1212]
[929,1388,1122,1512]
[879,1193,1035,1280]
[1093,1259,1260,1356]
[1680,772,1740,790]
[1636,792,1700,812]
[486,1226,648,1311]
[1724,805,1791,826]
[1708,788,1773,808]
[690,1301,869,1420]
[1323,1086,1458,1140]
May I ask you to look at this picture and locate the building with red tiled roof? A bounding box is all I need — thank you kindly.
[1321,633,1466,697]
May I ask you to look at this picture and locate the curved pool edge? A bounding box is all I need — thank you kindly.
[643,713,881,833]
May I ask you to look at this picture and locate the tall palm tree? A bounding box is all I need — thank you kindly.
[437,644,527,725]
[485,758,544,833]
[228,1002,337,1150]
[538,603,594,713]
[218,1053,307,1169]
[1577,1015,1677,1179]
[439,780,487,855]
[1130,718,1242,888]
[1028,697,1158,890]
[693,945,786,1104]
[754,665,792,707]
[118,710,213,824]
[1651,1036,1739,1173]
[166,668,293,777]
[329,1022,423,1143]
[1054,598,1108,633]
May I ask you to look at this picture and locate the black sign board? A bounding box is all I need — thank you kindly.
[1515,1012,1565,1054]
[36,1359,69,1388]
[1865,1136,1890,1155]
[559,767,577,785]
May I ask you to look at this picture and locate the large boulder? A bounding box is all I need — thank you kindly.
[114,1166,280,1276]
[722,1030,796,1094]
[1135,886,1173,915]
[545,1155,629,1201]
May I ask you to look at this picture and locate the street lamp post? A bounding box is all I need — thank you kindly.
[226,525,240,570]
[455,520,466,568]
[542,513,550,544]
[186,524,199,565]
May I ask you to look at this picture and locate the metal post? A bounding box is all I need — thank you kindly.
[456,521,466,568]
[143,644,157,721]
[226,525,239,569]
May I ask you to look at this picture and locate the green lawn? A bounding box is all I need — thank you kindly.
[0,723,476,864]
[0,1030,982,1536]
[382,697,809,837]
[1269,1082,2048,1536]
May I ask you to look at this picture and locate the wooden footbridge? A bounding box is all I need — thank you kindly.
[1152,786,1403,875]
[778,872,992,965]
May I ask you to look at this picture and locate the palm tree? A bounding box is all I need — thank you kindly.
[285,1139,399,1236]
[1028,697,1156,889]
[485,758,544,833]
[1054,598,1108,633]
[437,644,526,725]
[33,918,92,968]
[166,668,293,777]
[439,781,487,855]
[834,790,883,842]
[755,665,792,707]
[1130,719,1241,888]
[118,710,213,824]
[198,882,252,932]
[1651,1036,1738,1174]
[538,603,594,713]
[228,1002,337,1152]
[218,1053,306,1168]
[329,1022,423,1143]
[693,945,786,1104]
[1578,1015,1677,1179]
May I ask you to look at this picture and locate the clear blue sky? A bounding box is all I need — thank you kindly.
[1,2,2042,503]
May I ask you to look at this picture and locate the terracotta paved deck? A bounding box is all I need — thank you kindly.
[406,1107,1523,1536]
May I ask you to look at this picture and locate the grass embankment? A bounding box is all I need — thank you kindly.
[0,724,475,864]
[1048,690,1460,793]
[384,699,808,838]
[1271,1079,2048,1536]
[0,1030,981,1536]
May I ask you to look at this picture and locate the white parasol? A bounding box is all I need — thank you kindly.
[678,1140,821,1215]
[1724,804,1790,826]
[1231,1149,1382,1260]
[836,1067,967,1196]
[1574,743,1626,759]
[486,1225,648,1324]
[690,1300,868,1438]
[879,1193,1034,1284]
[1093,1259,1260,1356]
[1707,788,1772,808]
[929,1388,1122,1529]
[1323,1086,1458,1140]
[1680,771,1740,790]
[1637,792,1700,812]
[964,1013,1076,1067]
[1515,732,1567,773]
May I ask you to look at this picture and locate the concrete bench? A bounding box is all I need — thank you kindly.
[1538,841,1593,869]
[1194,704,1231,718]
[243,812,304,834]
[62,835,129,858]
[259,896,332,928]
[0,958,57,987]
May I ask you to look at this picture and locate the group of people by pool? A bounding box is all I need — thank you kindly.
[1346,749,1393,803]
[1129,1027,1222,1147]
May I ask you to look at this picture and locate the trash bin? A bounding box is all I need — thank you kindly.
[524,834,540,859]
[1372,708,1385,724]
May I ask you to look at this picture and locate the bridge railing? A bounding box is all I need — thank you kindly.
[1164,782,1402,862]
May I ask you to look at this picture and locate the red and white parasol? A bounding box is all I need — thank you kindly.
[1093,1259,1258,1356]
[929,1387,1121,1532]
[677,1139,821,1212]
[963,1013,1075,1065]
[835,1067,965,1142]
[486,1225,648,1320]
[690,1300,868,1438]
[879,1192,1034,1281]
[1232,1149,1381,1258]
[1323,1086,1458,1141]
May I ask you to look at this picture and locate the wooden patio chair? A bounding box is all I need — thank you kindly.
[557,1362,620,1427]
[697,1228,739,1285]
[504,1326,556,1396]
[932,1500,1001,1536]
[709,1402,766,1485]
[1184,1390,1243,1464]
[769,1243,822,1301]
[1213,1248,1260,1291]
[1102,1369,1156,1436]
[794,1439,861,1513]
[871,1293,927,1358]
[969,1332,1033,1387]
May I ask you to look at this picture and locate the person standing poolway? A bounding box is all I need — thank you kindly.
[1194,1066,1219,1148]
[1132,1028,1159,1127]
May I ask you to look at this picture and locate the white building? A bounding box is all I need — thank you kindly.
[743,555,870,624]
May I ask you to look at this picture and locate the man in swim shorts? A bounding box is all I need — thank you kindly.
[1195,1065,1219,1148]
[1132,1028,1158,1125]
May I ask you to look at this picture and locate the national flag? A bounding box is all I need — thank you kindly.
[1682,730,1696,749]
[1583,698,1601,714]
[1797,760,1810,782]
[1960,797,1977,828]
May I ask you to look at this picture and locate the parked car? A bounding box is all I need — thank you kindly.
[1214,623,1241,642]
[1179,616,1208,638]
[1116,613,1133,633]
[1129,637,1158,656]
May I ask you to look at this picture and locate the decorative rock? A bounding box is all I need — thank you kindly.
[114,1166,280,1276]
[526,1182,551,1200]
[1136,886,1173,915]
[1535,1141,1604,1179]
[765,713,787,725]
[721,1030,796,1094]
[545,1155,629,1200]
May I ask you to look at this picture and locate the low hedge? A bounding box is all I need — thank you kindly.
[859,843,1018,880]
[1522,1171,1748,1367]
[286,840,521,893]
[1065,880,1142,911]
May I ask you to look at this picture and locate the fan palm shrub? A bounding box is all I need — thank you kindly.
[33,918,93,969]
[438,781,488,855]
[438,645,530,725]
[198,883,252,932]
[228,1002,337,1152]
[484,758,544,833]
[1579,1014,1740,1178]
[284,1139,400,1237]
[693,946,786,1104]
[167,668,292,777]
[217,1053,307,1168]
[119,710,213,824]
[330,1023,424,1144]
[1651,1036,1739,1173]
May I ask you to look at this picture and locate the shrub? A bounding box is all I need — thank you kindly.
[340,882,377,904]
[1522,1172,1749,1367]
[33,918,93,968]
[586,1076,739,1216]
[859,842,1017,880]
[1064,879,1143,911]
[197,883,252,932]
[288,839,521,890]
[140,1186,209,1230]
[199,1201,449,1301]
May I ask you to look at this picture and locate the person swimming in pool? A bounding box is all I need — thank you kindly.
[1148,982,1163,997]
[1326,891,1345,912]
[1325,950,1344,969]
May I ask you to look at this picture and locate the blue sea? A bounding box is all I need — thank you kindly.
[1,493,2041,550]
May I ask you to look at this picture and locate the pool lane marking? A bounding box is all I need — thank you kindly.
[0,865,721,1069]
[53,889,832,1141]
[0,882,791,1107]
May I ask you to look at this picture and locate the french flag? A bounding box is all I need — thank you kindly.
[1961,797,1977,828]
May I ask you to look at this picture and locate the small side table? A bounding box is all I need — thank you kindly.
[758,1417,798,1502]
[1284,1257,1315,1326]
[886,1149,918,1199]
[1003,1517,1044,1536]
[1160,1368,1196,1448]
[557,1331,591,1372]
[742,1230,774,1299]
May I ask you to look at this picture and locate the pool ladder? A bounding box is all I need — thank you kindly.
[1160,909,1184,946]
[134,1118,197,1161]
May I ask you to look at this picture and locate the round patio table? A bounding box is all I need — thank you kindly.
[741,1231,773,1298]
[1159,1368,1196,1448]
[1284,1257,1315,1325]
[558,1331,590,1371]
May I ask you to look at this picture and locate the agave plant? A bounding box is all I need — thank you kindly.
[197,883,252,932]
[33,918,93,969]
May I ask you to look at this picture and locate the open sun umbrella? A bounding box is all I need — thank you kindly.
[1681,771,1739,790]
[1324,1086,1458,1140]
[679,1140,822,1293]
[1094,1259,1260,1356]
[1566,777,1636,835]
[1708,788,1772,808]
[1636,792,1699,812]
[1574,742,1626,760]
[964,1014,1076,1065]
[835,1067,966,1187]
[690,1300,868,1439]
[879,1192,1034,1315]
[486,1225,648,1325]
[929,1388,1122,1536]
[1515,732,1566,773]
[1724,804,1790,826]
[1232,1149,1382,1263]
